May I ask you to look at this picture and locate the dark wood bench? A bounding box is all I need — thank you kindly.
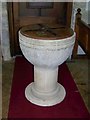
[72,8,90,59]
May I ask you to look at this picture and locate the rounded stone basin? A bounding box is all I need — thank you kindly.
[19,24,75,106]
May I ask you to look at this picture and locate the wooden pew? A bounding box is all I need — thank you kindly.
[72,8,90,59]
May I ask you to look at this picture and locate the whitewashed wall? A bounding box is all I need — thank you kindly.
[0,2,2,58]
[73,2,89,24]
[88,1,90,23]
[0,1,2,119]
[1,2,11,61]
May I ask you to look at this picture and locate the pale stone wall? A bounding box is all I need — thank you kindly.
[88,1,90,24]
[73,2,89,24]
[0,1,1,59]
[0,1,2,119]
[1,2,11,61]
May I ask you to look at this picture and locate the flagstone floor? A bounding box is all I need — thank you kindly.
[1,57,90,118]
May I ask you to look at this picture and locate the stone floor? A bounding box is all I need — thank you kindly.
[67,59,90,112]
[1,57,90,118]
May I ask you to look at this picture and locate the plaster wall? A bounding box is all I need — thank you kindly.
[0,2,2,119]
[73,2,89,24]
[1,2,11,61]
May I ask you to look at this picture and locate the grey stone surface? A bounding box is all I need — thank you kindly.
[1,2,11,61]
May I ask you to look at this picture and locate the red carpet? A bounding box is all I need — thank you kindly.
[8,57,89,119]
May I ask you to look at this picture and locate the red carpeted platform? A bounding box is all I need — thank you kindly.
[8,57,89,119]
